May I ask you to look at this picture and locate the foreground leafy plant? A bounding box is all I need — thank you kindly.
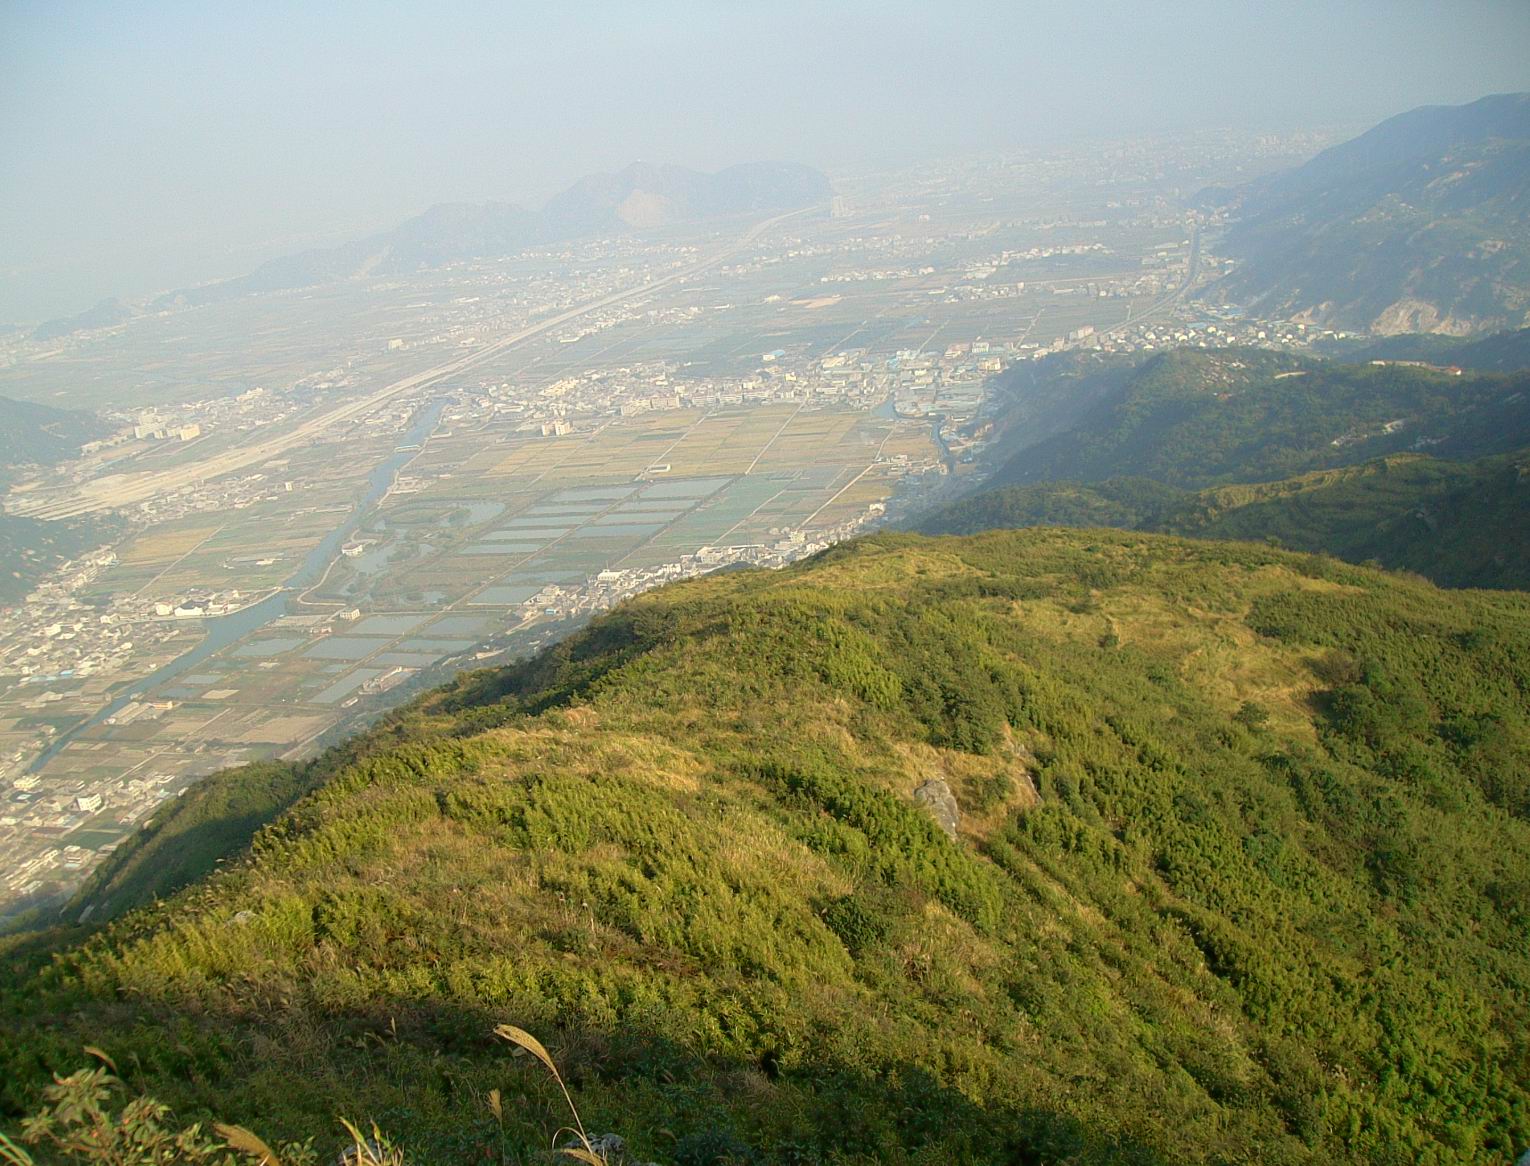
[2,1049,316,1165]
[3,1028,637,1166]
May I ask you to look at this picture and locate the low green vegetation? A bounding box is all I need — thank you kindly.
[0,1055,321,1166]
[3,528,1527,1163]
[62,761,321,926]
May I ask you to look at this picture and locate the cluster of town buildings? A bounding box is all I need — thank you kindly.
[0,548,201,692]
[1052,312,1355,359]
[1,748,199,915]
[455,334,1009,435]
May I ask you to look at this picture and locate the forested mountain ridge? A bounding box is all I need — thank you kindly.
[918,447,1530,589]
[0,395,109,480]
[3,529,1528,1163]
[1348,323,1530,371]
[982,347,1530,491]
[920,338,1530,588]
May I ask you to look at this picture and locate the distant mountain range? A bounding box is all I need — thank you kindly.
[31,160,830,333]
[1206,92,1530,335]
[539,160,831,236]
[29,297,136,343]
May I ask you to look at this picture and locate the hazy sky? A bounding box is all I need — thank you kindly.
[3,0,1529,322]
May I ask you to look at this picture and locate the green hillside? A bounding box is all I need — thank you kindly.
[1346,325,1530,372]
[60,760,326,927]
[0,395,114,604]
[985,348,1530,491]
[0,395,109,483]
[4,529,1528,1164]
[0,512,116,607]
[916,477,1187,539]
[920,448,1530,589]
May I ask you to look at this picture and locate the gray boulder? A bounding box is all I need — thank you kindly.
[914,778,960,839]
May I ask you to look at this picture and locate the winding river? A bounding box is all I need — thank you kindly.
[28,399,445,773]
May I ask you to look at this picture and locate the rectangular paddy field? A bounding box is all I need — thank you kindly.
[349,404,936,599]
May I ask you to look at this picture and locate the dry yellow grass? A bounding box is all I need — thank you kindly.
[118,524,220,566]
[1001,562,1327,744]
[892,739,1041,839]
[796,545,978,591]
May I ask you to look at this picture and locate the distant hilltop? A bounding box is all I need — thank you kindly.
[0,394,111,485]
[1205,92,1530,335]
[32,160,832,334]
[541,160,832,236]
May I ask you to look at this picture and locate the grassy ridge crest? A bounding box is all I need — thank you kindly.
[2,528,1528,1164]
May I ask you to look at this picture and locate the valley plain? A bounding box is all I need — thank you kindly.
[0,132,1327,920]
